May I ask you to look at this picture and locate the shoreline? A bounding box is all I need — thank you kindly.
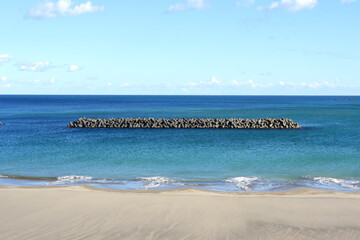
[1,185,360,239]
[1,174,359,192]
[2,184,360,195]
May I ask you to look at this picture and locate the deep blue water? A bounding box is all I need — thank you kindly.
[0,95,359,191]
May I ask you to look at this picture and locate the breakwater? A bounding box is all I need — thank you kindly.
[68,117,301,129]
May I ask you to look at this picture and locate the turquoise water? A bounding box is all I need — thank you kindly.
[0,95,359,191]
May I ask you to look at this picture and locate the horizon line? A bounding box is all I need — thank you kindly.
[0,94,359,97]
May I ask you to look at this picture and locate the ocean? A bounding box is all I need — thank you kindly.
[0,95,359,192]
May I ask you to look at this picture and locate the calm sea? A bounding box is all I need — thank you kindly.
[0,95,359,191]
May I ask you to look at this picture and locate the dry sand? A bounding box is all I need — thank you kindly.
[0,185,359,240]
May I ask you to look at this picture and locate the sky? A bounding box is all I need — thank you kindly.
[0,0,359,95]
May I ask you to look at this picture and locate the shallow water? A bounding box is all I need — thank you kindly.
[0,95,359,191]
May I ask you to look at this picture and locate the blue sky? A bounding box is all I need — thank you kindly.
[0,0,359,95]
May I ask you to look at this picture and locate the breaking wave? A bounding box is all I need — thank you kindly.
[224,177,258,191]
[45,175,122,185]
[139,176,175,189]
[303,176,360,190]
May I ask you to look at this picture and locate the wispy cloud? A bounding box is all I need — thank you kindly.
[278,79,349,89]
[33,77,56,87]
[185,76,222,86]
[281,48,359,59]
[236,0,255,7]
[19,61,54,72]
[182,77,354,91]
[257,0,317,12]
[341,0,357,3]
[0,54,14,64]
[302,50,358,59]
[27,0,104,19]
[261,72,272,76]
[167,0,209,13]
[1,76,11,88]
[231,79,274,88]
[68,64,80,72]
[185,77,273,89]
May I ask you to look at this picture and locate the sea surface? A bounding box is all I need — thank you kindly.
[0,95,359,192]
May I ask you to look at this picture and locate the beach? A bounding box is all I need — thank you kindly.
[3,0,360,238]
[1,185,360,240]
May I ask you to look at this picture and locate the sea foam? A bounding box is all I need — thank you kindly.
[139,176,174,189]
[47,175,94,185]
[224,177,258,191]
[304,176,360,190]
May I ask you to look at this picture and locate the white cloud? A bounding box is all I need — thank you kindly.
[236,0,255,7]
[27,0,104,19]
[0,54,13,63]
[205,76,221,85]
[247,79,274,88]
[1,83,12,88]
[185,76,222,86]
[185,81,198,86]
[34,79,41,85]
[279,81,296,87]
[168,0,209,12]
[230,79,273,88]
[0,76,11,88]
[307,80,339,89]
[168,4,187,12]
[279,79,342,89]
[261,72,272,76]
[19,62,53,72]
[69,64,80,72]
[185,77,275,89]
[231,80,240,86]
[258,0,317,12]
[70,1,104,15]
[182,77,351,91]
[32,77,56,87]
[308,82,321,88]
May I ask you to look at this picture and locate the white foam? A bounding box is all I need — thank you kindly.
[47,175,94,185]
[304,176,360,190]
[140,176,174,190]
[57,175,93,181]
[224,177,258,191]
[0,175,8,178]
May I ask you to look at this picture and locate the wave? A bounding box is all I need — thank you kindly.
[45,175,125,186]
[224,177,258,191]
[303,176,360,190]
[139,176,175,189]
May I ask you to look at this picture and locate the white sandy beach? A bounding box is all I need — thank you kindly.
[0,185,359,240]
